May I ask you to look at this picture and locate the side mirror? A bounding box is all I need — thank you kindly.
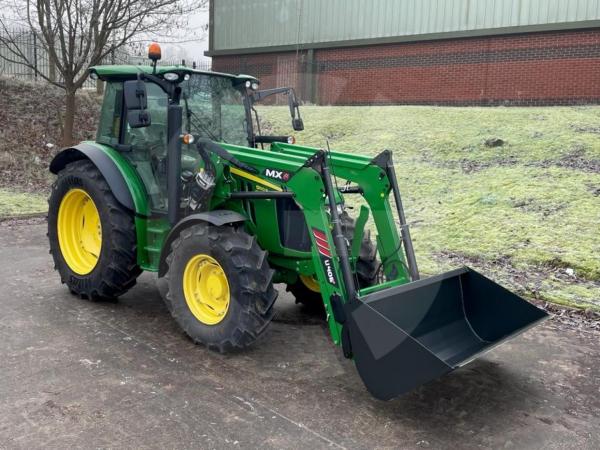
[124,80,147,110]
[123,80,151,128]
[127,110,151,128]
[287,90,304,131]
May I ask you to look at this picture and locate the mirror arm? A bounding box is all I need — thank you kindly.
[252,87,291,102]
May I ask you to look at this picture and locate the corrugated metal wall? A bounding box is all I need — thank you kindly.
[212,0,600,52]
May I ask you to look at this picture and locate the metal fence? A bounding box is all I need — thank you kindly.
[0,28,211,89]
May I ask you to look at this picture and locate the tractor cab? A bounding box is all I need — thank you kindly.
[90,63,302,214]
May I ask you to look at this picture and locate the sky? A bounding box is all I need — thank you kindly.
[146,9,211,64]
[1,3,212,64]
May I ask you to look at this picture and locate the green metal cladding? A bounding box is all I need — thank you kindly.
[209,0,600,54]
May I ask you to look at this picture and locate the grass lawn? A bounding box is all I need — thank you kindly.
[259,105,600,310]
[0,189,47,217]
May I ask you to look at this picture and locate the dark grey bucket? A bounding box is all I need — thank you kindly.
[345,267,549,400]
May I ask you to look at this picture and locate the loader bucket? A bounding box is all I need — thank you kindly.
[345,267,549,400]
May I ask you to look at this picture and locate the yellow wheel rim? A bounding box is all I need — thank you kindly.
[57,188,102,275]
[183,254,230,325]
[300,275,321,293]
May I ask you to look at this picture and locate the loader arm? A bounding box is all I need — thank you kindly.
[217,142,415,345]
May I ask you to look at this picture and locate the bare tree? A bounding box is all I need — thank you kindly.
[0,0,207,145]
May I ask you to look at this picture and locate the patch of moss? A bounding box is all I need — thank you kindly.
[0,189,47,217]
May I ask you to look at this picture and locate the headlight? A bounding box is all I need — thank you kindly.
[245,80,251,88]
[89,72,98,80]
[164,72,179,81]
[251,82,259,90]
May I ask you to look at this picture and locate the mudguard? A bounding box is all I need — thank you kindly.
[157,210,248,277]
[49,142,135,212]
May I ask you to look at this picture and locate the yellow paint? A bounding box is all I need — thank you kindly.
[230,167,283,192]
[183,254,230,325]
[57,188,102,275]
[300,275,321,293]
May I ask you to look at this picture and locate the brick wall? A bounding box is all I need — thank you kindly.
[211,29,600,106]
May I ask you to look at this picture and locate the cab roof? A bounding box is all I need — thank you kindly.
[89,64,258,83]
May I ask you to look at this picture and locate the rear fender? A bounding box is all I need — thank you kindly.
[50,142,138,213]
[157,210,248,277]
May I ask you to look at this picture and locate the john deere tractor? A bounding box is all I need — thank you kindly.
[48,46,548,400]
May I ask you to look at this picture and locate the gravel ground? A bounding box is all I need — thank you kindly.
[1,221,599,449]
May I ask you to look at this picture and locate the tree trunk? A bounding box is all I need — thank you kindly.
[96,79,104,96]
[48,59,56,82]
[62,89,76,146]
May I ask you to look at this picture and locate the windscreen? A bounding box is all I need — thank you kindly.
[180,74,248,146]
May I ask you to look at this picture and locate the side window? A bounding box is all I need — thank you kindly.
[96,82,123,145]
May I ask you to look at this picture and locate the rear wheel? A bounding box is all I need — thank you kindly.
[162,223,277,352]
[288,211,378,314]
[48,160,141,300]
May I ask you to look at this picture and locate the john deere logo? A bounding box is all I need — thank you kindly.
[264,168,290,182]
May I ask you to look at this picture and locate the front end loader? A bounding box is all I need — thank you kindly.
[48,45,548,400]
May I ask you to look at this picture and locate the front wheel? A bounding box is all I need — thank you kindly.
[162,223,277,352]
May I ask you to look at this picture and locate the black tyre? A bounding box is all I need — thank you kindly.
[288,211,378,313]
[162,223,277,352]
[48,160,141,300]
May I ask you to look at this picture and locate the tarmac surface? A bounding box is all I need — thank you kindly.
[1,221,599,449]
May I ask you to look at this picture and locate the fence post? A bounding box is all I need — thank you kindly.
[33,33,38,80]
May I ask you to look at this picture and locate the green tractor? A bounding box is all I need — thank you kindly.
[48,47,548,400]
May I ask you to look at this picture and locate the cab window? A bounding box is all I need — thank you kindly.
[96,82,123,145]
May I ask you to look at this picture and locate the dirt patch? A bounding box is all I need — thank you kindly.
[510,197,567,217]
[457,156,519,174]
[0,77,101,192]
[421,153,519,174]
[571,124,600,135]
[444,147,600,175]
[533,146,600,173]
[587,183,600,196]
